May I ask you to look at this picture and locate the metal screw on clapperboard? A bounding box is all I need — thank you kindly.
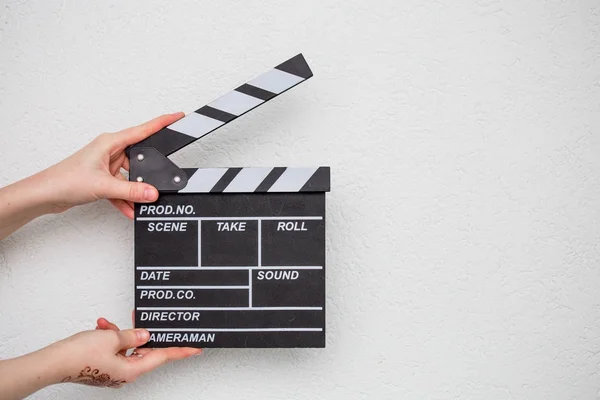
[125,54,330,349]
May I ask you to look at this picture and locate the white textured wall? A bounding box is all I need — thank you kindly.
[1,1,599,399]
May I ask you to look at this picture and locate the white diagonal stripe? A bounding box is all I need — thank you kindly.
[180,168,227,193]
[168,112,224,138]
[223,167,273,193]
[268,167,318,192]
[209,91,264,116]
[248,69,304,94]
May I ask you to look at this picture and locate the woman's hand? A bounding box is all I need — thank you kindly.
[0,317,202,399]
[94,315,203,369]
[57,318,201,388]
[39,112,184,219]
[0,112,184,239]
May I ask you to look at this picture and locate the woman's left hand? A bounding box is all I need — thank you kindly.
[39,112,185,219]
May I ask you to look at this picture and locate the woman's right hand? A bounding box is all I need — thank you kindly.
[0,318,201,400]
[55,319,202,388]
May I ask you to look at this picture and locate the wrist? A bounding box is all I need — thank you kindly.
[29,168,75,214]
[0,173,60,239]
[35,341,74,386]
[0,344,68,399]
[1,172,61,216]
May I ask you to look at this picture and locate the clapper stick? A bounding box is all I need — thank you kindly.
[130,54,330,348]
[131,54,313,157]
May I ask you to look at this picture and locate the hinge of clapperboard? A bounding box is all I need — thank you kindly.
[126,54,330,193]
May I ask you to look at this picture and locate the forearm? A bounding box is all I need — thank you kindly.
[0,345,66,400]
[0,171,59,240]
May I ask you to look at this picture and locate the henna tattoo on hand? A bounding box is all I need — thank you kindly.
[62,366,125,388]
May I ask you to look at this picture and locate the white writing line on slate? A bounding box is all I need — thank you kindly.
[136,286,249,290]
[137,307,323,311]
[137,216,323,221]
[147,328,323,332]
[136,266,323,270]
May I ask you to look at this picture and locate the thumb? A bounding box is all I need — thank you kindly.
[115,329,150,351]
[100,178,159,203]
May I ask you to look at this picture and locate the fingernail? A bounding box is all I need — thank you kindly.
[143,188,156,201]
[136,329,149,341]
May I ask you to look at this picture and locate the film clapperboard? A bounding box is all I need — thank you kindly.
[129,54,330,348]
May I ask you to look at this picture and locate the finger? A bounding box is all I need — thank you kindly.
[127,310,143,357]
[133,347,202,374]
[107,160,157,206]
[111,174,137,213]
[115,329,150,351]
[100,178,159,204]
[97,318,130,356]
[109,172,146,202]
[109,198,134,219]
[97,317,120,331]
[122,157,130,172]
[115,113,184,148]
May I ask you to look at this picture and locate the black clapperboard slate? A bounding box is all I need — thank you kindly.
[128,54,330,348]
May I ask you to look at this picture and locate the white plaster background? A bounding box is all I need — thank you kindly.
[1,1,599,399]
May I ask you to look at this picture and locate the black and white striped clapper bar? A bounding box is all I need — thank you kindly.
[129,54,330,348]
